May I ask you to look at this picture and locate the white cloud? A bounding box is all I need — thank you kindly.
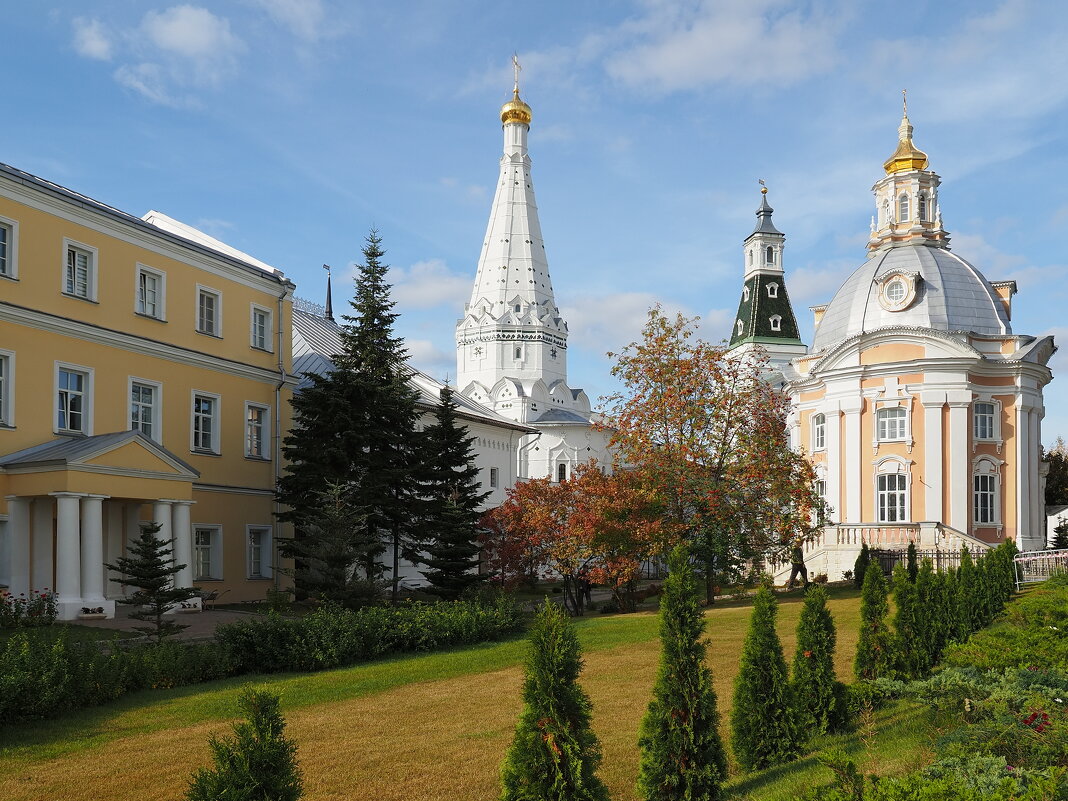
[251,0,328,43]
[114,63,188,108]
[561,291,665,358]
[390,259,472,311]
[605,0,847,93]
[72,18,112,61]
[405,338,454,377]
[140,5,246,87]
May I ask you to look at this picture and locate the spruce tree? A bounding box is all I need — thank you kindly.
[791,584,838,737]
[106,523,196,644]
[278,230,421,604]
[854,564,893,680]
[637,545,727,800]
[501,602,609,801]
[187,687,302,801]
[418,384,491,600]
[730,586,802,772]
[853,543,870,588]
[891,564,924,679]
[905,542,918,583]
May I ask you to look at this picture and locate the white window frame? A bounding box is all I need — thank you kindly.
[129,376,163,442]
[193,525,223,581]
[765,246,775,265]
[249,304,273,352]
[195,285,222,337]
[0,349,14,426]
[190,390,221,454]
[557,463,568,483]
[135,264,166,320]
[244,401,270,460]
[489,466,499,489]
[62,239,98,301]
[898,193,910,222]
[812,412,826,451]
[767,282,779,298]
[742,285,750,302]
[876,406,907,442]
[0,214,19,280]
[972,458,1002,527]
[54,361,93,435]
[918,192,928,222]
[246,525,272,579]
[769,314,782,332]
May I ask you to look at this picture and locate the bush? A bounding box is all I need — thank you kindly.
[792,585,839,737]
[855,562,893,680]
[0,589,58,628]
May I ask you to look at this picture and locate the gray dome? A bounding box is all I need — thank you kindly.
[811,244,1011,352]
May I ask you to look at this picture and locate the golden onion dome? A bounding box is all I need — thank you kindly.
[883,109,928,174]
[500,88,532,126]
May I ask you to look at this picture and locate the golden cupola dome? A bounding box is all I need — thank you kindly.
[500,88,532,126]
[883,94,928,174]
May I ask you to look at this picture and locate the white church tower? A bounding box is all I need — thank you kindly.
[456,59,610,481]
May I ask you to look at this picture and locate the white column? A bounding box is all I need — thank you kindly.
[825,407,842,524]
[947,392,971,534]
[171,500,195,589]
[841,397,864,523]
[4,496,31,599]
[51,492,84,618]
[151,499,173,548]
[105,501,123,598]
[1031,407,1043,548]
[921,391,946,523]
[79,494,109,604]
[31,497,53,592]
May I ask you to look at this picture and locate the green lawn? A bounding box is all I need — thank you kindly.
[0,586,934,801]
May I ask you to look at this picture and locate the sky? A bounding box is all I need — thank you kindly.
[3,1,1068,441]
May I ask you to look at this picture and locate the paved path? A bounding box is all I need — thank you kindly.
[72,606,260,641]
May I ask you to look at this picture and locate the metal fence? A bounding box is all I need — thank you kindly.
[1013,548,1068,589]
[869,548,964,575]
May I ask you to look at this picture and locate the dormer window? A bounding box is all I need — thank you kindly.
[742,286,750,302]
[736,319,744,336]
[918,192,928,221]
[769,315,782,332]
[765,246,775,265]
[514,304,521,313]
[767,282,779,298]
[898,193,909,222]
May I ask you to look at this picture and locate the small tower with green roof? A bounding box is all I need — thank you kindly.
[729,186,807,370]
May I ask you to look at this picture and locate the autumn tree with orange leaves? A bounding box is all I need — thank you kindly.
[600,307,823,603]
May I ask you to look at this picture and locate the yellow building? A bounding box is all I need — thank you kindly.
[0,162,296,619]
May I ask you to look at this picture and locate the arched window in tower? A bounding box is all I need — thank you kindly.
[748,250,753,266]
[898,193,910,222]
[736,319,744,336]
[918,192,928,221]
[767,282,779,298]
[742,286,750,302]
[769,315,782,332]
[883,199,891,225]
[557,463,567,483]
[765,246,775,265]
[812,413,826,451]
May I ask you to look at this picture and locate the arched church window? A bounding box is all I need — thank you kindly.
[765,246,775,265]
[514,347,522,360]
[876,406,907,441]
[769,315,782,332]
[973,460,999,525]
[812,413,826,451]
[557,463,567,482]
[877,473,907,522]
[898,193,910,222]
[918,192,928,221]
[514,304,521,313]
[767,283,779,298]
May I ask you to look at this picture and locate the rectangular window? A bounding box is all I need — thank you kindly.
[192,393,219,453]
[974,402,995,440]
[489,466,499,489]
[137,267,165,319]
[250,306,271,350]
[247,526,271,579]
[65,245,92,298]
[876,407,907,441]
[812,414,826,451]
[130,381,158,440]
[57,367,89,433]
[877,473,907,523]
[0,352,10,425]
[245,403,268,459]
[197,287,221,335]
[974,474,996,524]
[0,221,10,277]
[194,527,221,580]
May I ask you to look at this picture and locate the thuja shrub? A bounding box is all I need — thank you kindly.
[792,585,841,736]
[217,597,524,674]
[891,564,926,679]
[500,601,609,801]
[730,585,803,772]
[854,564,893,681]
[637,545,727,801]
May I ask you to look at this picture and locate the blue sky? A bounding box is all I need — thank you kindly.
[4,1,1068,441]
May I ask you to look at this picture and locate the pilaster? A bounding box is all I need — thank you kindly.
[841,397,864,523]
[50,491,85,619]
[946,392,971,534]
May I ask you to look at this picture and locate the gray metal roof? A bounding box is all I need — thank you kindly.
[747,192,782,237]
[0,430,199,476]
[531,407,593,424]
[811,243,1011,352]
[291,307,536,433]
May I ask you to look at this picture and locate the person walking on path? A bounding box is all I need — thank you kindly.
[787,539,809,589]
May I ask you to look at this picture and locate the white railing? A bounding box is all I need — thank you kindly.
[1014,548,1068,589]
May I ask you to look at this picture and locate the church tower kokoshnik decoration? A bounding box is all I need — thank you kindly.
[456,58,610,481]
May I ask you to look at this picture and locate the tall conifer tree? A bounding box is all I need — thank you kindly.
[854,564,893,680]
[277,230,421,603]
[956,547,978,640]
[791,585,838,736]
[418,384,491,600]
[637,545,727,800]
[891,564,924,678]
[500,602,609,801]
[730,586,802,772]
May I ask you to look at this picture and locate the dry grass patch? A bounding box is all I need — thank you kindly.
[0,587,870,801]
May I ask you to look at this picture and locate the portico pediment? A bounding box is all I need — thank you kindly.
[0,430,199,482]
[808,326,982,374]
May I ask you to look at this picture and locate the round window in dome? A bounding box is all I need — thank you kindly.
[878,272,918,311]
[886,280,906,303]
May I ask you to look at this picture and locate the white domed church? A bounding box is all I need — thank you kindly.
[734,103,1055,575]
